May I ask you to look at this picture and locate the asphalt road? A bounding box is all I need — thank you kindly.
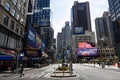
[1,64,120,80]
[74,64,120,80]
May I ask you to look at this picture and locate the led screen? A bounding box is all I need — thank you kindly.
[76,48,98,57]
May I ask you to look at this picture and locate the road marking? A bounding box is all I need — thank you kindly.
[37,73,45,77]
[23,72,45,78]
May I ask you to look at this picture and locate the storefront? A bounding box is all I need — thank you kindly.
[0,55,14,71]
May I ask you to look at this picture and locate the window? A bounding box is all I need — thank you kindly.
[15,24,19,33]
[23,0,26,7]
[20,18,24,24]
[23,0,26,3]
[3,14,9,26]
[11,8,16,16]
[16,13,20,20]
[20,28,23,35]
[12,0,17,5]
[10,20,15,30]
[21,8,25,15]
[18,4,22,10]
[5,1,10,11]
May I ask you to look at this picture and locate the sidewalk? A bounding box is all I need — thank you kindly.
[0,68,33,78]
[0,64,49,78]
[81,63,120,72]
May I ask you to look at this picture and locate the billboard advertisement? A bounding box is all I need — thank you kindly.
[26,23,36,48]
[36,33,42,48]
[78,42,93,48]
[73,27,84,34]
[26,23,42,57]
[76,48,98,57]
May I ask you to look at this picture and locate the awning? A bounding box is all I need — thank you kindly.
[0,55,13,60]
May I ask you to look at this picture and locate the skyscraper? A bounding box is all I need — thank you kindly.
[33,0,50,27]
[71,1,91,34]
[95,11,114,47]
[108,0,120,21]
[33,0,54,48]
[108,0,120,61]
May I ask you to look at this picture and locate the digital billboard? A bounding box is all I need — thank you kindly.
[25,23,42,57]
[78,42,93,48]
[26,23,36,48]
[36,33,42,48]
[76,48,98,57]
[73,27,84,34]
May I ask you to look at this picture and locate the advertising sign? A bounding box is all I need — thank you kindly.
[73,27,84,34]
[76,48,98,57]
[36,33,42,48]
[26,23,36,48]
[78,42,93,48]
[26,23,42,57]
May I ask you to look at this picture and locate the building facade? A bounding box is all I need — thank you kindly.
[108,0,120,61]
[61,22,71,62]
[0,0,28,70]
[72,31,95,58]
[95,11,114,48]
[71,1,91,34]
[57,32,63,61]
[33,0,50,27]
[33,0,53,49]
[0,0,28,54]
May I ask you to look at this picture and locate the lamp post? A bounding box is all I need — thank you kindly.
[62,48,65,66]
[16,37,22,74]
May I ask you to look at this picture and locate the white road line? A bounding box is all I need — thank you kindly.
[44,73,51,78]
[37,73,45,77]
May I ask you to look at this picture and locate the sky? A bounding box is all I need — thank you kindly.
[50,0,109,38]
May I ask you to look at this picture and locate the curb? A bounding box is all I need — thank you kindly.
[50,71,77,77]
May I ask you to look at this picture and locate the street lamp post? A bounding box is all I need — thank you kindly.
[62,48,65,67]
[16,37,22,74]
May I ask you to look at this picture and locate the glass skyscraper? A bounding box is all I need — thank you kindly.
[108,0,120,21]
[71,1,91,34]
[33,0,50,27]
[108,0,120,61]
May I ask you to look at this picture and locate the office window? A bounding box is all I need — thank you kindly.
[20,28,23,35]
[15,24,19,33]
[21,8,25,15]
[16,13,20,20]
[23,0,26,3]
[18,4,22,10]
[11,8,16,16]
[3,14,9,26]
[12,0,17,5]
[23,0,26,7]
[20,18,24,23]
[5,1,10,11]
[10,20,15,30]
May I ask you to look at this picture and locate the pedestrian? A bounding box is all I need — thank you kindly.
[19,64,24,77]
[69,61,73,75]
[11,62,16,73]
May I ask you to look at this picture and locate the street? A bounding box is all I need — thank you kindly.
[1,64,120,80]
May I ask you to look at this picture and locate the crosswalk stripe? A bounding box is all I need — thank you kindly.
[44,73,51,78]
[23,72,45,78]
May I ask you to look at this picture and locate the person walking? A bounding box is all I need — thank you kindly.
[11,62,16,73]
[69,61,73,75]
[19,64,24,77]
